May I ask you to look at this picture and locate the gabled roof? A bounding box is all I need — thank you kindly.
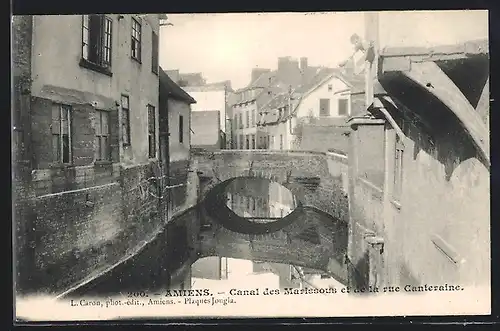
[295,67,338,94]
[159,67,197,104]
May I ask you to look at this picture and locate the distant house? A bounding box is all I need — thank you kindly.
[191,110,223,150]
[178,72,206,86]
[231,56,329,150]
[159,68,196,213]
[184,82,233,148]
[259,68,354,152]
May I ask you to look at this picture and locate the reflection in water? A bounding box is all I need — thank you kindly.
[69,200,348,299]
[191,257,343,292]
[225,178,297,220]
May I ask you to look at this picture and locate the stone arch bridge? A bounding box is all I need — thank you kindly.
[191,149,350,224]
[190,149,351,284]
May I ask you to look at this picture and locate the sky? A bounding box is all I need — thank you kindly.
[159,11,488,90]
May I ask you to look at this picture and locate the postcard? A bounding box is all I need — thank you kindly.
[12,10,490,322]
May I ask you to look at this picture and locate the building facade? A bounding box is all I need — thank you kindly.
[184,84,230,131]
[159,69,196,216]
[346,40,490,290]
[191,110,222,150]
[13,14,164,294]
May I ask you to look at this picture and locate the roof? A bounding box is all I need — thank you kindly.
[183,82,229,92]
[295,67,337,94]
[257,91,303,126]
[379,39,488,59]
[159,68,197,104]
[257,67,353,126]
[249,71,276,88]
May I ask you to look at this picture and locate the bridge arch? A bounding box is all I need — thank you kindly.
[192,150,350,224]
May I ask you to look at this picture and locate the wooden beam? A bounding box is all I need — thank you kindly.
[372,98,406,146]
[476,77,490,130]
[381,95,434,133]
[380,56,411,74]
[402,61,489,165]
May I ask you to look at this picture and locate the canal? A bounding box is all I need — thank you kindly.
[67,177,348,298]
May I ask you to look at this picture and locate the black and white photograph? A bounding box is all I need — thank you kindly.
[12,10,490,321]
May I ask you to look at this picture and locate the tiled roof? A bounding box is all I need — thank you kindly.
[295,67,337,94]
[257,67,351,126]
[159,67,197,104]
[258,92,301,126]
[250,71,276,88]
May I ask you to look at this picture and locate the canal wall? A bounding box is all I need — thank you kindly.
[16,158,201,297]
[17,161,167,295]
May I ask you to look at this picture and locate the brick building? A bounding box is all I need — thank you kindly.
[13,14,164,295]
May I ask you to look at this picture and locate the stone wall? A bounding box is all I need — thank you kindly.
[297,125,349,154]
[16,161,168,295]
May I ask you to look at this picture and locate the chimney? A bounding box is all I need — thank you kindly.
[251,68,271,84]
[166,69,180,83]
[300,57,308,72]
[278,56,291,73]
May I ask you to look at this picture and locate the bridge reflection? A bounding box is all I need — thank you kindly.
[67,177,348,298]
[225,177,297,220]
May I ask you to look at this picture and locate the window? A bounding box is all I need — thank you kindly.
[328,84,333,92]
[95,110,110,161]
[246,135,250,149]
[151,31,159,74]
[51,104,72,164]
[179,115,184,144]
[246,111,249,128]
[233,114,238,131]
[239,134,244,149]
[131,18,142,61]
[251,109,256,127]
[239,113,243,129]
[251,134,256,149]
[338,98,348,116]
[393,134,404,200]
[280,134,284,150]
[82,15,113,69]
[319,98,330,117]
[148,105,156,158]
[121,95,131,146]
